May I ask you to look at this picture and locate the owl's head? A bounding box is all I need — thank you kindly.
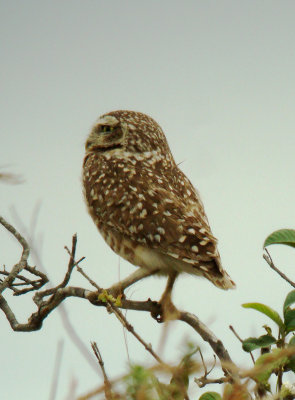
[85,110,171,156]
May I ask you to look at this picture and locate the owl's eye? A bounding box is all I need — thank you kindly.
[100,125,114,134]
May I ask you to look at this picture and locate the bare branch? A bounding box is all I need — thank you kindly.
[0,216,30,294]
[1,279,237,380]
[91,342,113,400]
[0,216,238,384]
[110,300,167,367]
[78,266,166,367]
[179,311,238,381]
[263,249,295,288]
[195,347,228,388]
[0,264,48,295]
[229,324,243,343]
[1,215,100,374]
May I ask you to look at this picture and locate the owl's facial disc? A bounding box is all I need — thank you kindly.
[85,115,127,152]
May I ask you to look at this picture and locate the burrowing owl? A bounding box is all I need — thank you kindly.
[83,111,235,312]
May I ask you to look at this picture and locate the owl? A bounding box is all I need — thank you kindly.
[83,110,235,317]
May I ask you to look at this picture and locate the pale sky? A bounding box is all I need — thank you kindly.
[1,1,295,399]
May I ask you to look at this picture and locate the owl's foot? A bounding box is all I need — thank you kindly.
[158,292,180,322]
[152,271,179,322]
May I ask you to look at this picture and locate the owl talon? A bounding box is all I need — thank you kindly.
[150,298,179,323]
[160,298,180,322]
[151,306,164,323]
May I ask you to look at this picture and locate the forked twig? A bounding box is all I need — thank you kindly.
[195,348,227,388]
[263,248,295,288]
[0,215,99,374]
[0,216,30,294]
[91,342,113,400]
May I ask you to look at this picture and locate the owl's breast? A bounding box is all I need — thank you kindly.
[98,224,171,273]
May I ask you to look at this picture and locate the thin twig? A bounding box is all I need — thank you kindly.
[179,311,238,381]
[111,301,167,366]
[198,347,208,376]
[78,265,167,368]
[195,348,224,388]
[35,235,84,302]
[0,216,30,294]
[229,325,243,343]
[76,265,102,291]
[229,325,255,364]
[195,376,228,387]
[91,342,113,400]
[263,249,295,288]
[0,264,48,295]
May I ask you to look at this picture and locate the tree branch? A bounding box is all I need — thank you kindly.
[0,216,30,294]
[179,311,237,378]
[0,215,101,374]
[0,215,238,382]
[91,342,113,400]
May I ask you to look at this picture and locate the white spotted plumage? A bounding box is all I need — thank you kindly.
[83,110,235,290]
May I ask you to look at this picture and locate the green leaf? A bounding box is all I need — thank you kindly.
[242,335,276,352]
[254,349,288,384]
[199,392,222,400]
[242,302,284,329]
[283,290,295,314]
[284,309,295,332]
[263,229,295,249]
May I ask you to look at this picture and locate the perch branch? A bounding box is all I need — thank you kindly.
[0,216,238,381]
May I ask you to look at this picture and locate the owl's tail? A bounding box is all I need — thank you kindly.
[204,253,236,290]
[211,269,236,290]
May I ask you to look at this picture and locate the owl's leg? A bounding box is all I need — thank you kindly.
[108,268,159,297]
[159,271,179,321]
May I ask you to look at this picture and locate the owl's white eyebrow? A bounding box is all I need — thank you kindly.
[96,115,119,126]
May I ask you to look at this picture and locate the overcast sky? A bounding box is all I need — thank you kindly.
[1,1,295,399]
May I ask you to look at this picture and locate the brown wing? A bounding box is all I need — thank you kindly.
[84,153,218,262]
